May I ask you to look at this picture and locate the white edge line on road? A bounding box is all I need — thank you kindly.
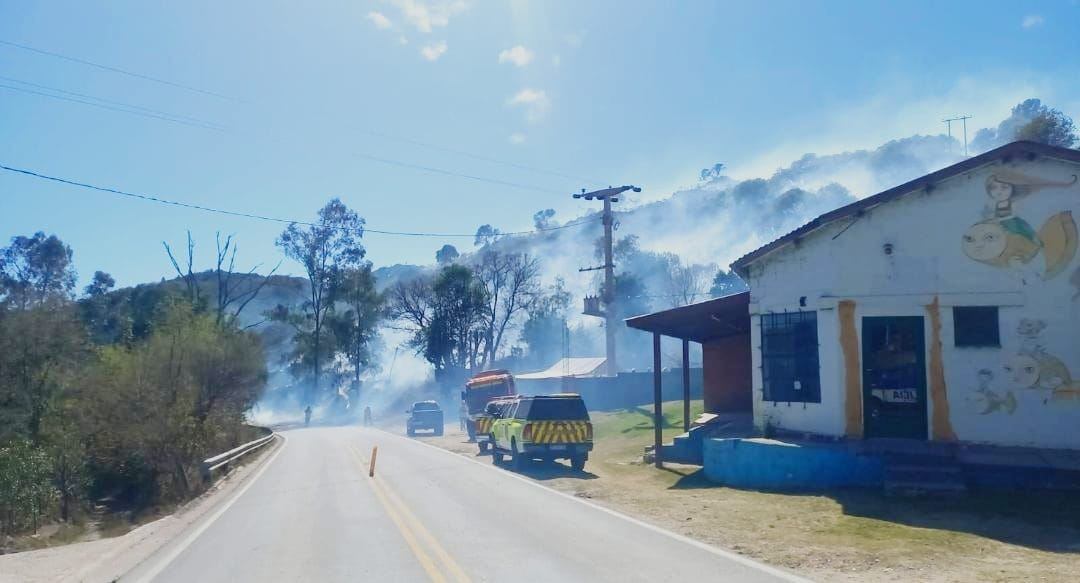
[122,433,289,583]
[369,427,813,583]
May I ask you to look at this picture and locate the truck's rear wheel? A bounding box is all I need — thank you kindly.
[407,427,415,436]
[511,439,528,470]
[478,440,490,453]
[492,449,504,465]
[435,426,444,436]
[570,453,586,472]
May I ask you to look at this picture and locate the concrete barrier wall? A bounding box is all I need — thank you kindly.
[515,369,703,411]
[702,438,884,490]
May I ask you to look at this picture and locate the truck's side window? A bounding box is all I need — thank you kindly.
[513,399,532,419]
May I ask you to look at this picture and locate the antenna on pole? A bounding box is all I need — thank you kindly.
[943,115,973,157]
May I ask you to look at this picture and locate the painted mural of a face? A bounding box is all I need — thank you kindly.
[1003,353,1041,388]
[961,212,1077,278]
[986,177,1014,203]
[961,219,1039,265]
[983,171,1077,218]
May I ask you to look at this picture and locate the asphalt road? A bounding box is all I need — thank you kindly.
[122,425,803,583]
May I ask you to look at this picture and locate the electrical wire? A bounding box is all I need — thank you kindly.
[0,75,226,130]
[0,38,235,101]
[348,151,566,195]
[0,41,613,195]
[357,128,608,187]
[0,163,600,238]
[0,83,225,132]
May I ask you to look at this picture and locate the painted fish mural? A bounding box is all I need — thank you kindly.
[1003,351,1080,403]
[961,211,1077,279]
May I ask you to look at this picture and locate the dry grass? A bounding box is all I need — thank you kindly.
[424,401,1080,582]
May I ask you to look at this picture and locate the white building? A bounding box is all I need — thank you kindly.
[730,141,1080,450]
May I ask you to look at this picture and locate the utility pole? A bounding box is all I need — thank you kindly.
[575,185,641,377]
[943,115,973,157]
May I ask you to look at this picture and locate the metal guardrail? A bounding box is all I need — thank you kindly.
[200,432,275,482]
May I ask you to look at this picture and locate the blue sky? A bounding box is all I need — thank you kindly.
[2,1,1078,287]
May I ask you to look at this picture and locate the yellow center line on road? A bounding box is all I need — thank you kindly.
[348,446,446,583]
[377,476,472,583]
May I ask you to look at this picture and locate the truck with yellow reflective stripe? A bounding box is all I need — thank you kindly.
[489,394,593,471]
[461,370,516,445]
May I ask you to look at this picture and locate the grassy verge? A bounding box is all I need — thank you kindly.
[426,400,1080,582]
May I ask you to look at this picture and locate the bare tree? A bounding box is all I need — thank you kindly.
[474,251,541,367]
[661,253,710,308]
[212,232,282,326]
[163,231,201,308]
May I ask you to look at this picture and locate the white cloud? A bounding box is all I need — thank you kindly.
[507,88,550,123]
[420,41,448,61]
[367,11,392,30]
[399,35,409,45]
[391,0,468,33]
[498,45,534,67]
[551,54,561,68]
[1021,14,1044,29]
[508,132,526,144]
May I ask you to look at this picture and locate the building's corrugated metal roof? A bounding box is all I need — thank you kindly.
[515,357,607,380]
[730,141,1080,276]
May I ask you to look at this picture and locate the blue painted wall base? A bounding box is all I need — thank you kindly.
[703,438,885,490]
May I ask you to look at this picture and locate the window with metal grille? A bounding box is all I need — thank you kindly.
[953,306,1000,347]
[761,311,821,403]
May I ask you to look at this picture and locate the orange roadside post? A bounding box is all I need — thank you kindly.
[369,446,378,477]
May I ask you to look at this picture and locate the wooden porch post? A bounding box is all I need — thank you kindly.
[653,333,663,468]
[682,339,691,432]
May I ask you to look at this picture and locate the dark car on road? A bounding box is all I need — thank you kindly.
[406,400,444,436]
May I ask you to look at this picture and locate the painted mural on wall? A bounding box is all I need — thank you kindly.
[1002,319,1080,404]
[961,171,1078,282]
[959,168,1080,422]
[968,368,1017,415]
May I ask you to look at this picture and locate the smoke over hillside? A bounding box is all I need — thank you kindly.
[254,100,1074,413]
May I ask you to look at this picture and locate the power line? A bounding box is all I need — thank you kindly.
[0,163,599,238]
[0,42,610,194]
[0,75,226,130]
[0,38,235,101]
[349,151,566,195]
[358,128,608,187]
[0,79,578,194]
[0,83,226,132]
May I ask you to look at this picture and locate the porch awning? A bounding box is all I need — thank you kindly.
[624,291,750,343]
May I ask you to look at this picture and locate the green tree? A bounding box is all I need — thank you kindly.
[435,244,459,265]
[330,264,382,393]
[0,232,76,310]
[389,265,487,383]
[276,199,366,403]
[522,278,571,368]
[1015,106,1078,148]
[709,268,747,297]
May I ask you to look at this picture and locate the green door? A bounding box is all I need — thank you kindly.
[861,316,928,439]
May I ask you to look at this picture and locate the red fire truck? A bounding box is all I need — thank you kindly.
[461,369,516,443]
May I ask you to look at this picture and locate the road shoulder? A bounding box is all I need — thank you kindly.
[0,435,284,583]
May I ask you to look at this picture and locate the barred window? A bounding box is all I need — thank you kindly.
[761,311,821,403]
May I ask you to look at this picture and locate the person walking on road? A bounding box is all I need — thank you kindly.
[304,405,312,427]
[363,405,372,427]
